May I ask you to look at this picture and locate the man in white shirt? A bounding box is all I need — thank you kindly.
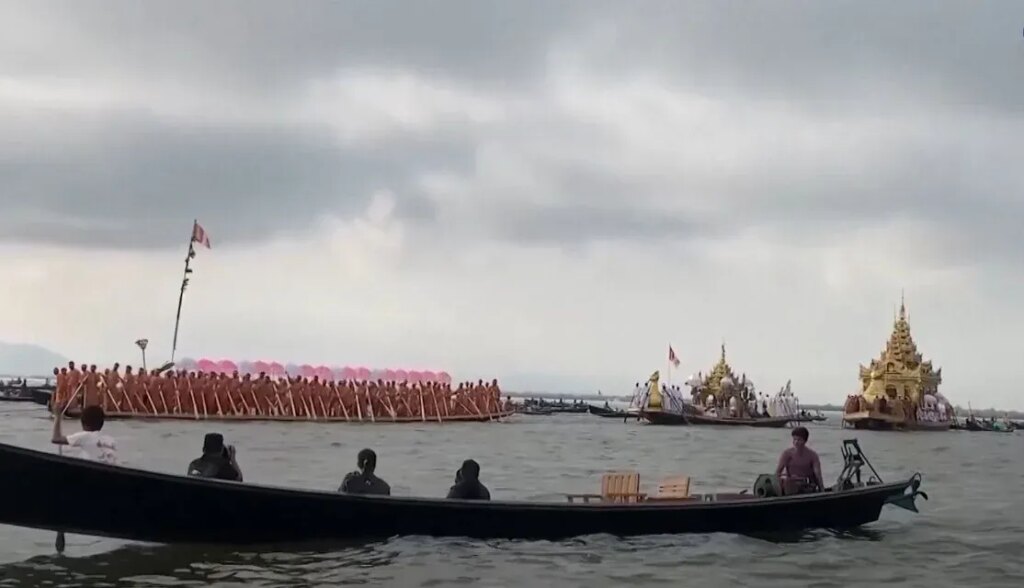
[51,405,118,465]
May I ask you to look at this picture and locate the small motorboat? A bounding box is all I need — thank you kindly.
[0,439,925,545]
[588,404,626,418]
[962,417,1016,433]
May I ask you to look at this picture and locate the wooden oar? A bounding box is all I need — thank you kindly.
[54,379,86,554]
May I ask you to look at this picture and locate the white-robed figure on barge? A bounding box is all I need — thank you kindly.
[636,371,691,415]
[768,380,800,418]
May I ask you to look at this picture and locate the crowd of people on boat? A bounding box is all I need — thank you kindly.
[50,400,829,503]
[49,405,492,499]
[49,362,508,421]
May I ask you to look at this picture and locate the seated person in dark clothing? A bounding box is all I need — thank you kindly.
[446,459,490,500]
[187,433,243,481]
[339,448,391,495]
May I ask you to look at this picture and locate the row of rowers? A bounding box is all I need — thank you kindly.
[51,362,507,419]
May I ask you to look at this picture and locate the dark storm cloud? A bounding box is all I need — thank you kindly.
[7,0,587,89]
[0,113,466,247]
[1,0,1021,256]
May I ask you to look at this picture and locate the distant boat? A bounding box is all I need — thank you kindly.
[0,377,55,403]
[959,417,1016,434]
[587,404,626,418]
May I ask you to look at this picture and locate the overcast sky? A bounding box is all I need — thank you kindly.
[1,1,1021,406]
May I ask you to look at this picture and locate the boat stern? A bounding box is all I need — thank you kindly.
[884,474,928,513]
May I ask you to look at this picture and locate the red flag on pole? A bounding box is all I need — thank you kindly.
[191,221,211,249]
[668,345,680,367]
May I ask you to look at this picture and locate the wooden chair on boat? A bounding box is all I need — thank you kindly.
[566,472,645,503]
[654,475,691,500]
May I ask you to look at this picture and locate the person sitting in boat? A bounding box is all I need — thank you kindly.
[339,448,391,496]
[447,459,490,500]
[51,405,118,465]
[187,433,243,481]
[775,426,823,493]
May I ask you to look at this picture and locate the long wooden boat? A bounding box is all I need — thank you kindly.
[0,441,924,543]
[641,409,797,428]
[58,407,516,423]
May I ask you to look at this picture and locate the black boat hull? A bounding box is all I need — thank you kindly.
[962,419,1016,433]
[0,442,922,544]
[588,405,626,418]
[641,410,796,428]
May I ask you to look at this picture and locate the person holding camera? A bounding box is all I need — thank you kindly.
[187,433,243,482]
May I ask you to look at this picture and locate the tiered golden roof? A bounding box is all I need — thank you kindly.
[858,297,942,405]
[692,344,749,402]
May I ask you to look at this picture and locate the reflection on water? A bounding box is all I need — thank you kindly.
[0,405,1022,587]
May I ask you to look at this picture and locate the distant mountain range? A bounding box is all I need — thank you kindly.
[0,341,67,377]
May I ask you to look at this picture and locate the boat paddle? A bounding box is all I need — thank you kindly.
[53,380,85,554]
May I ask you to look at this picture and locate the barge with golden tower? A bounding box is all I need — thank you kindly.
[842,297,952,431]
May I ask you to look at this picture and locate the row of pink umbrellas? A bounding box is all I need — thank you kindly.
[176,358,452,384]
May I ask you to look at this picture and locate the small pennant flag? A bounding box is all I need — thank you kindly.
[191,221,212,249]
[668,345,681,367]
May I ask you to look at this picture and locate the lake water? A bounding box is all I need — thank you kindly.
[0,402,1021,587]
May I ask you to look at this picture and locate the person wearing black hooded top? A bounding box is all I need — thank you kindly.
[339,448,391,495]
[447,459,490,500]
[187,433,243,482]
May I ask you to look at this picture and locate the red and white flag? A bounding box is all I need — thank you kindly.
[191,221,211,249]
[668,345,680,367]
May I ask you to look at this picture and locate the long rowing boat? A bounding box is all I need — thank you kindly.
[0,440,925,543]
[59,407,516,423]
[641,408,798,428]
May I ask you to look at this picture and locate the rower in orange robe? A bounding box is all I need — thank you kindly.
[53,367,66,409]
[82,366,100,409]
[239,374,255,416]
[105,364,122,413]
[254,374,272,416]
[215,374,233,416]
[198,373,215,417]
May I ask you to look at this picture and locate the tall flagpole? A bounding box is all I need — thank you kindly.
[171,220,197,363]
[667,343,671,388]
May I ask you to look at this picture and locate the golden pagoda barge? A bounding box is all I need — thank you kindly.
[842,299,951,431]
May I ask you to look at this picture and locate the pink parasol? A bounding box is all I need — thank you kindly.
[355,367,371,381]
[196,358,217,373]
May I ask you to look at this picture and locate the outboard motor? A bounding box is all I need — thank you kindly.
[752,474,782,498]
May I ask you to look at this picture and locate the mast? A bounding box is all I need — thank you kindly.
[171,220,205,362]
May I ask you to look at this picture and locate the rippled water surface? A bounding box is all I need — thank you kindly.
[0,403,1021,587]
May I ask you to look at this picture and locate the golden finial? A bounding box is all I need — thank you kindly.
[899,289,906,321]
[720,340,726,361]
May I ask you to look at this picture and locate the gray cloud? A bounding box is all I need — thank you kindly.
[1,0,1021,261]
[0,112,472,247]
